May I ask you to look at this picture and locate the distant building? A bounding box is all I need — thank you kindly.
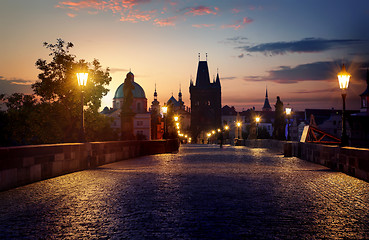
[102,72,151,140]
[149,85,164,140]
[165,88,191,138]
[350,69,369,147]
[190,59,221,142]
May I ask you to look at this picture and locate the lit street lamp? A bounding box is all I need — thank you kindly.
[236,122,242,139]
[162,105,168,139]
[338,64,350,146]
[285,107,292,141]
[255,117,260,139]
[76,72,88,142]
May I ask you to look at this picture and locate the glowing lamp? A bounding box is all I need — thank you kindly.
[76,73,88,86]
[338,64,350,90]
[255,117,260,123]
[162,106,168,114]
[285,108,292,116]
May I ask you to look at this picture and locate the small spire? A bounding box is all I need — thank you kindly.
[206,53,208,61]
[198,53,200,61]
[265,86,268,98]
[154,83,157,98]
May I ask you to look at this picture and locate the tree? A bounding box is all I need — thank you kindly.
[0,38,115,146]
[273,96,286,140]
[31,38,114,143]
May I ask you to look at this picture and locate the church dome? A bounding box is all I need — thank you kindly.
[114,81,146,99]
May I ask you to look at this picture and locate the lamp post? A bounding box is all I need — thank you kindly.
[224,125,229,145]
[162,105,168,139]
[338,64,350,146]
[236,122,242,140]
[76,72,88,142]
[285,107,291,141]
[255,117,260,139]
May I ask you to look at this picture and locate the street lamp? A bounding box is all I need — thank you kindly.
[285,107,292,141]
[236,122,242,140]
[162,105,168,139]
[338,64,350,146]
[76,72,88,142]
[255,117,260,139]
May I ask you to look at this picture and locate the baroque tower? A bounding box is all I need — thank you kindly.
[189,57,221,141]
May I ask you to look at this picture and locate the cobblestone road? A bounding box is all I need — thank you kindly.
[1,144,369,239]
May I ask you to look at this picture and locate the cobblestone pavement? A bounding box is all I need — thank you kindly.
[1,144,369,239]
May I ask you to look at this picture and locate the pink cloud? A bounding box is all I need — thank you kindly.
[184,6,218,16]
[243,17,253,24]
[221,17,253,30]
[192,24,215,28]
[67,13,77,18]
[154,16,177,26]
[232,8,241,13]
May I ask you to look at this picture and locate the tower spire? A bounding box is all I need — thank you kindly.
[154,83,157,99]
[262,86,272,111]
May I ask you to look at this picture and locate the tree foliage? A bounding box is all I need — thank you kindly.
[1,39,117,146]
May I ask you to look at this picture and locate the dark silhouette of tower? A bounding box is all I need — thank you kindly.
[189,59,221,141]
[262,88,272,111]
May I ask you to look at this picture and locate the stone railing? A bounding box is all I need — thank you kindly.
[284,141,369,182]
[0,139,179,191]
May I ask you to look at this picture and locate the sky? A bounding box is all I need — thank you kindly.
[1,0,369,112]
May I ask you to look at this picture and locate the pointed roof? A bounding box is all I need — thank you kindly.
[262,88,272,111]
[195,61,211,88]
[167,96,180,107]
[215,72,221,87]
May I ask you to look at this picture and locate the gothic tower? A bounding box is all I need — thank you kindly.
[189,58,221,141]
[262,88,272,111]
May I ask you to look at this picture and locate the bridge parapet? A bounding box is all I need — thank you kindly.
[285,141,369,182]
[0,139,179,191]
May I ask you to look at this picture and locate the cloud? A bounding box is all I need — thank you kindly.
[0,77,34,95]
[192,23,215,28]
[109,67,129,73]
[221,76,237,81]
[292,88,340,94]
[154,16,177,27]
[221,17,253,30]
[182,6,218,16]
[239,38,364,56]
[243,60,369,84]
[232,8,241,13]
[58,0,155,23]
[67,13,77,18]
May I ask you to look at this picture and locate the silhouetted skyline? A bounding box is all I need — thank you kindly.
[1,0,369,111]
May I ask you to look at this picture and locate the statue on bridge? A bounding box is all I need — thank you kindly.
[121,72,136,140]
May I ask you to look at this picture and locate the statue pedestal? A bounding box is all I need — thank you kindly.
[121,111,135,140]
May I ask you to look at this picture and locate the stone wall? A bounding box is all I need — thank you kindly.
[285,141,369,182]
[0,139,179,191]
